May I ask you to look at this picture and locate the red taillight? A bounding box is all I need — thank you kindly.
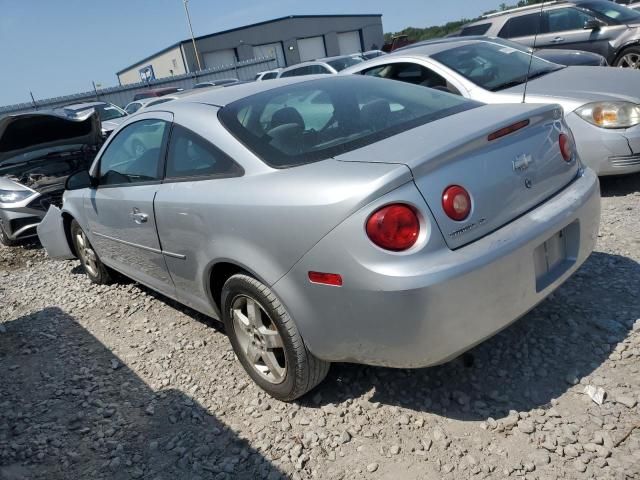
[308,271,343,286]
[365,204,420,251]
[442,185,471,221]
[559,133,574,162]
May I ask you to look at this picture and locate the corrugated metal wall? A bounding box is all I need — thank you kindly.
[0,57,277,117]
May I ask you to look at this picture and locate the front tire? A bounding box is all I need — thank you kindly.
[70,220,112,284]
[615,46,640,69]
[0,224,18,247]
[221,274,330,401]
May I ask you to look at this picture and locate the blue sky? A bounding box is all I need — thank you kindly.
[0,0,500,106]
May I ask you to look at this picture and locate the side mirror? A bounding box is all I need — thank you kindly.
[65,170,96,191]
[584,19,602,30]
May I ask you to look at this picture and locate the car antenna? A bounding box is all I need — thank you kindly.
[523,1,546,104]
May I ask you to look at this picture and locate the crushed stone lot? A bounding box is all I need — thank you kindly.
[1,174,639,480]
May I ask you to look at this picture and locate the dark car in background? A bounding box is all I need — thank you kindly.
[0,109,101,245]
[460,0,640,68]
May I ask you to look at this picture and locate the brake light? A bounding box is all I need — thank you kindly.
[442,185,471,221]
[366,204,420,251]
[559,133,574,162]
[308,271,343,286]
[488,119,530,141]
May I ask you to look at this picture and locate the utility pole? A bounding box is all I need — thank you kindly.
[183,0,203,71]
[29,91,38,110]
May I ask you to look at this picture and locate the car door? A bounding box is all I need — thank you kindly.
[154,122,244,317]
[85,112,175,296]
[537,6,616,56]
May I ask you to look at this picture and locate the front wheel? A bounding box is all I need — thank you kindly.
[70,220,112,284]
[221,274,330,401]
[0,224,18,247]
[615,46,640,69]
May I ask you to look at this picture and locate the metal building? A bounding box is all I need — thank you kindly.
[117,14,384,85]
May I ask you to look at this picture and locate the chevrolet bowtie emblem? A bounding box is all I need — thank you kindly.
[513,154,533,172]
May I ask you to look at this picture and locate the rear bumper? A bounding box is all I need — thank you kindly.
[274,168,600,368]
[567,113,640,176]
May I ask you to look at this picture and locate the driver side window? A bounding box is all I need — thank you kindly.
[99,119,168,186]
[546,7,596,33]
[362,63,461,95]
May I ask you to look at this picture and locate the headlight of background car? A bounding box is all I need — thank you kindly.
[0,189,34,203]
[576,102,640,129]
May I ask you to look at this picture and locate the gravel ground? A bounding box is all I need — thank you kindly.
[1,174,639,480]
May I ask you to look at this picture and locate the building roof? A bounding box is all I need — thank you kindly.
[116,14,383,76]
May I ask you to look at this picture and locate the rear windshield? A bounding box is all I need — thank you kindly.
[219,76,479,168]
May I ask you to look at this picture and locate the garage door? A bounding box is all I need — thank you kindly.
[297,36,326,62]
[337,31,362,55]
[253,42,286,67]
[203,49,236,69]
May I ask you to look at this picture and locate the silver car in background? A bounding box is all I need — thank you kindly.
[342,37,640,176]
[38,76,600,400]
[277,54,365,77]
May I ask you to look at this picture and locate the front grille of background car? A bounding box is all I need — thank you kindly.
[610,153,640,168]
[9,217,38,237]
[27,191,64,211]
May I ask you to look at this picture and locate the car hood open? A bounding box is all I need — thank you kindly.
[501,66,640,105]
[0,109,101,167]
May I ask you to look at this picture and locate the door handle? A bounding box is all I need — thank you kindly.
[130,208,149,224]
[550,37,565,43]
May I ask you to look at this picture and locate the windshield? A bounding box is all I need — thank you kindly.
[326,56,364,72]
[579,1,640,24]
[219,76,479,168]
[432,41,563,91]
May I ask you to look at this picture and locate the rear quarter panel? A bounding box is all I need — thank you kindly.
[154,159,412,318]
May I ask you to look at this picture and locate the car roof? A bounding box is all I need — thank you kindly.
[145,75,341,109]
[391,37,493,57]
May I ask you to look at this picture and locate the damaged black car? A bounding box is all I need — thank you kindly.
[0,109,101,246]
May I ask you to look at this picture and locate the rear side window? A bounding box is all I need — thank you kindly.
[219,76,478,168]
[498,13,544,38]
[165,125,242,179]
[263,72,278,80]
[460,23,491,36]
[280,66,311,78]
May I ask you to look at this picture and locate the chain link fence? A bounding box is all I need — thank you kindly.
[0,57,277,117]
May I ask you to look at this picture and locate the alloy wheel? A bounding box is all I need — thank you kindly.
[618,53,640,69]
[231,295,286,384]
[75,230,98,277]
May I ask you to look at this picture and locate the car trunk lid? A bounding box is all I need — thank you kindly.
[335,103,579,249]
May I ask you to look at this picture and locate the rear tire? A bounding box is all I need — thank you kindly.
[221,273,330,401]
[0,224,18,247]
[70,220,112,284]
[615,46,640,69]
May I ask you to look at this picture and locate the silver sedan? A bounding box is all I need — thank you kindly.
[342,37,640,176]
[38,76,600,400]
